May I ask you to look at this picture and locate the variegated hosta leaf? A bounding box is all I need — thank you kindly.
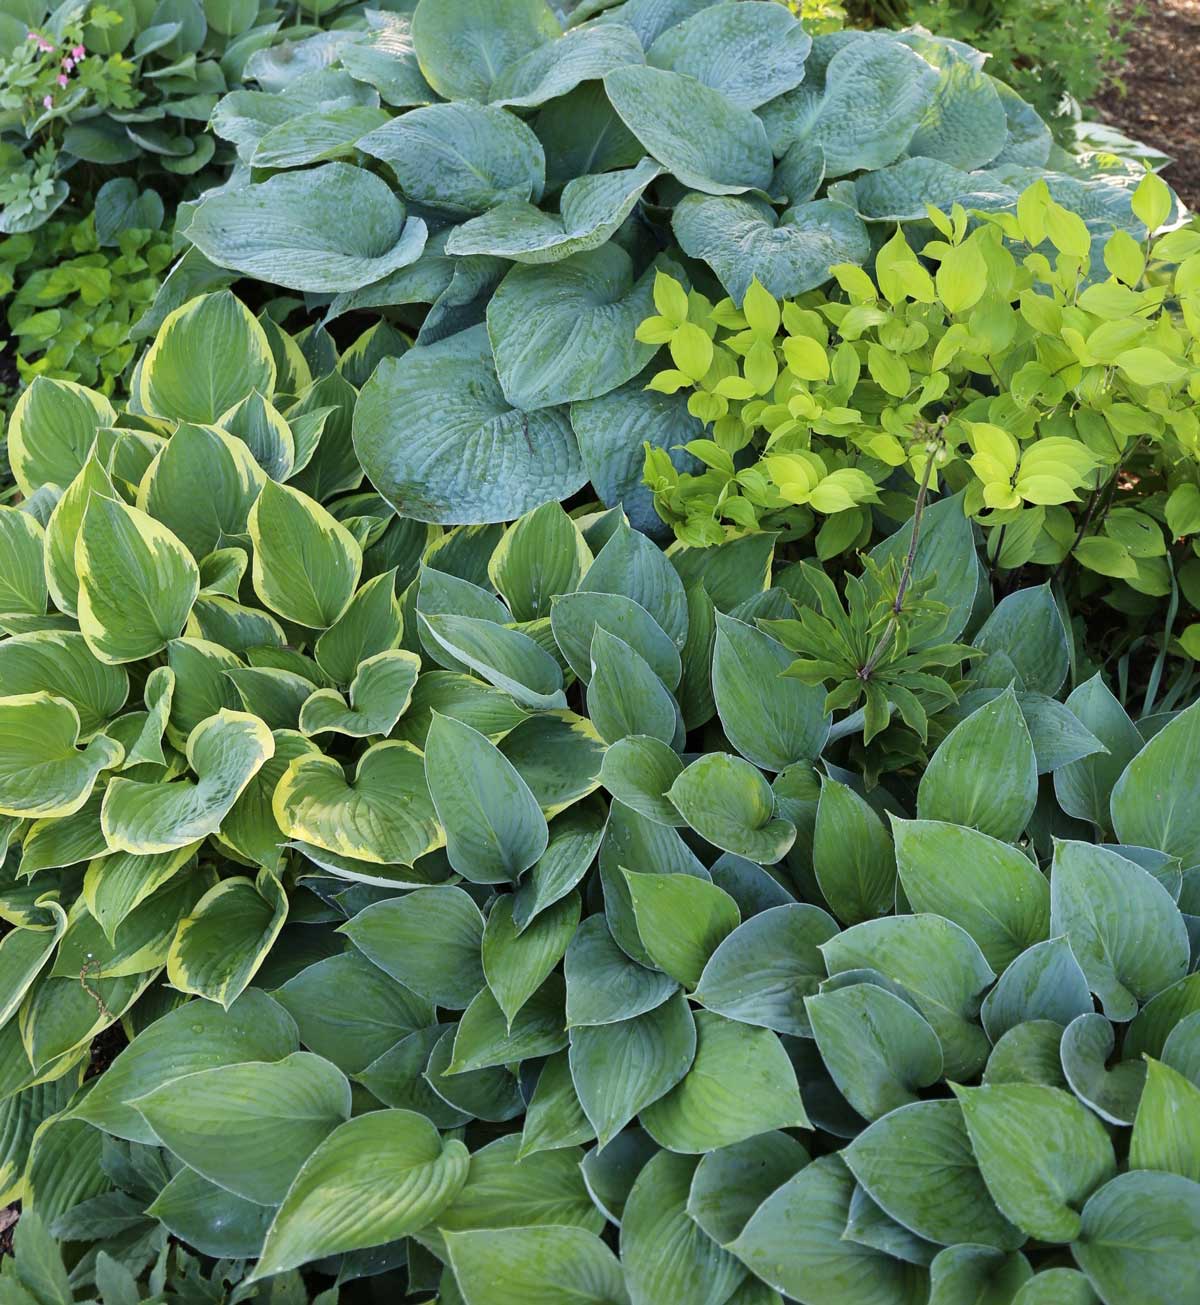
[0,693,123,819]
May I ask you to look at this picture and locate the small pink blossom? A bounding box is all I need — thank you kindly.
[71,44,85,60]
[26,30,37,39]
[56,73,67,86]
[36,36,53,51]
[62,55,73,70]
[42,94,52,108]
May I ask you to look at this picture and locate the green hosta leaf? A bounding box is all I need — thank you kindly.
[299,650,420,739]
[343,886,484,1009]
[641,1010,808,1151]
[843,1099,1025,1250]
[604,64,773,195]
[713,613,829,771]
[668,753,796,864]
[168,870,288,1006]
[520,1051,595,1157]
[568,992,695,1145]
[251,104,392,169]
[731,1154,929,1305]
[136,292,276,423]
[953,1083,1116,1242]
[314,570,405,688]
[565,913,678,1027]
[488,502,592,623]
[1129,1058,1200,1180]
[822,914,994,1079]
[73,989,298,1143]
[1072,1171,1200,1305]
[224,667,313,731]
[273,740,442,866]
[1050,840,1189,1021]
[102,710,273,854]
[353,325,585,525]
[482,892,579,1028]
[927,1245,1031,1305]
[1060,1012,1146,1125]
[410,0,559,101]
[587,627,681,746]
[551,592,682,688]
[359,103,545,216]
[0,632,127,739]
[249,480,362,630]
[808,38,939,176]
[807,981,943,1122]
[1054,674,1143,830]
[131,1052,351,1204]
[0,693,122,819]
[980,936,1094,1042]
[812,777,896,924]
[513,797,607,931]
[984,1020,1070,1089]
[139,423,265,561]
[0,506,47,617]
[421,614,567,711]
[77,496,199,665]
[917,686,1038,841]
[1111,699,1200,869]
[448,976,567,1073]
[599,735,685,826]
[448,161,662,263]
[582,519,689,648]
[972,585,1069,696]
[893,818,1051,970]
[425,1026,525,1123]
[254,1109,469,1277]
[673,194,871,303]
[358,1022,470,1127]
[693,902,838,1036]
[188,164,428,294]
[426,713,549,884]
[6,377,116,499]
[622,869,740,987]
[487,245,662,410]
[444,1225,628,1305]
[149,1167,274,1261]
[622,1150,747,1305]
[219,730,320,871]
[687,1131,809,1246]
[1011,1269,1098,1305]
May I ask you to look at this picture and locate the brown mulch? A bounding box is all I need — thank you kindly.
[1092,0,1200,209]
[0,1205,18,1257]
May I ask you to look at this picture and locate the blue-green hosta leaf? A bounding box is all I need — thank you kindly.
[645,0,810,108]
[0,506,47,618]
[849,155,1016,221]
[447,160,662,263]
[693,902,837,1036]
[822,914,995,1079]
[250,105,392,169]
[893,818,1050,971]
[77,496,199,666]
[339,15,436,108]
[498,711,606,818]
[5,376,116,499]
[448,974,567,1073]
[600,734,684,826]
[622,1150,747,1305]
[917,686,1038,842]
[1050,840,1189,1022]
[909,57,1008,171]
[843,1099,1025,1250]
[483,892,579,1028]
[584,516,688,648]
[668,752,796,864]
[953,1082,1116,1243]
[425,713,549,883]
[807,982,943,1122]
[687,1131,810,1246]
[972,585,1069,696]
[980,936,1094,1042]
[357,1022,470,1127]
[1130,1058,1200,1180]
[248,479,362,630]
[984,1020,1070,1089]
[420,613,567,711]
[809,36,940,177]
[773,135,826,206]
[354,324,585,525]
[491,19,644,107]
[604,64,774,195]
[131,1052,350,1204]
[1010,1269,1098,1305]
[992,78,1053,168]
[136,291,275,425]
[148,1166,274,1261]
[101,710,271,853]
[223,666,314,732]
[444,1225,628,1305]
[0,631,127,739]
[568,992,695,1145]
[1054,674,1143,829]
[1111,699,1200,869]
[273,740,442,866]
[811,777,896,924]
[488,501,592,623]
[927,1245,1032,1305]
[253,1109,469,1278]
[551,592,681,688]
[1072,1171,1200,1305]
[299,650,420,739]
[342,885,484,1008]
[731,1154,930,1305]
[622,868,739,987]
[587,627,681,747]
[673,194,870,303]
[514,798,607,931]
[359,103,546,217]
[409,0,560,102]
[1060,1012,1147,1126]
[564,913,678,1028]
[167,870,288,1006]
[72,987,297,1142]
[187,164,428,294]
[487,244,663,410]
[424,1026,525,1123]
[640,1010,808,1151]
[139,423,265,562]
[0,694,122,819]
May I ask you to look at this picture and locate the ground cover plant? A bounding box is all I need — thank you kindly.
[0,0,1199,1301]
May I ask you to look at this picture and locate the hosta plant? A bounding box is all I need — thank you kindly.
[1,291,1199,1301]
[165,0,1164,542]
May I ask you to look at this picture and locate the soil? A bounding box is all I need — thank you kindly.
[1092,0,1200,209]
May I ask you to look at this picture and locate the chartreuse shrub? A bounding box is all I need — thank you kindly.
[2,283,1200,1302]
[155,0,1168,542]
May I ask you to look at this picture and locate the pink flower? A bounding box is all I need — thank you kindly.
[61,55,73,70]
[71,44,85,59]
[42,94,52,108]
[26,30,37,39]
[36,36,53,51]
[56,73,67,86]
